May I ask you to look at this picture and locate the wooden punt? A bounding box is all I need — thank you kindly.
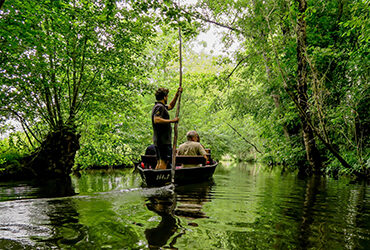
[136,155,218,187]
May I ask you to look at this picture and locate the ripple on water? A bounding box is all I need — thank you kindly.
[0,165,369,249]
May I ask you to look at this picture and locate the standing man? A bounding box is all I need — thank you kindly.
[152,87,182,170]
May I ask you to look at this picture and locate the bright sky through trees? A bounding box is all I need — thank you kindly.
[184,0,240,56]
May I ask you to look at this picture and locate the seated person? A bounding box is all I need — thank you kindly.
[177,131,208,168]
[141,144,157,169]
[145,144,156,155]
[195,134,212,162]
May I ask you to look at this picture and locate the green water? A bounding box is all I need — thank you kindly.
[0,163,369,249]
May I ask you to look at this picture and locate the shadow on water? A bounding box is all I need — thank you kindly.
[144,181,214,249]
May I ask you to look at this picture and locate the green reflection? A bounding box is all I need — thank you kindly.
[71,169,141,194]
[0,163,369,249]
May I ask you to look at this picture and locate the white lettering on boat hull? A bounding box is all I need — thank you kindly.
[156,174,170,181]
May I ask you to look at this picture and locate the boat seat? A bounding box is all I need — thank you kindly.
[140,155,207,169]
[176,155,206,165]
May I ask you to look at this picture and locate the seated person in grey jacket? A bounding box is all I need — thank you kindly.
[177,131,208,167]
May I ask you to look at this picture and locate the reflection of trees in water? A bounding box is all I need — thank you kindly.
[144,181,214,249]
[342,181,368,249]
[71,169,140,193]
[298,174,322,249]
[0,177,82,248]
[38,176,76,197]
[333,180,368,249]
[0,176,76,201]
[33,178,84,247]
[297,175,368,249]
[41,199,85,246]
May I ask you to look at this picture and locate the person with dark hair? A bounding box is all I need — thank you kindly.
[145,144,156,155]
[152,87,182,170]
[194,132,206,150]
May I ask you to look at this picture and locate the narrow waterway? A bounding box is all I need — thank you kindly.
[0,163,369,249]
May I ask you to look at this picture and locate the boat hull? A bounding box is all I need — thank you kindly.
[137,163,217,187]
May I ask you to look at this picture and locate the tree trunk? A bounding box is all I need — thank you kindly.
[262,52,290,140]
[272,94,291,140]
[25,125,80,178]
[296,0,321,175]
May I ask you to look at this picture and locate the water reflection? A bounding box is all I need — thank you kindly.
[298,174,321,249]
[145,195,178,249]
[175,182,213,220]
[280,174,370,250]
[40,199,84,246]
[144,181,214,249]
[0,176,78,248]
[0,177,75,201]
[0,177,77,247]
[0,164,369,249]
[0,197,81,248]
[71,169,141,194]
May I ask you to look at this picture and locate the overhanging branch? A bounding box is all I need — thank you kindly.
[227,123,262,154]
[226,54,255,79]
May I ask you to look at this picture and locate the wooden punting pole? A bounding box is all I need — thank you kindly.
[171,26,183,185]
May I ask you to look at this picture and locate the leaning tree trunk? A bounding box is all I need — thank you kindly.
[25,125,80,178]
[296,0,321,175]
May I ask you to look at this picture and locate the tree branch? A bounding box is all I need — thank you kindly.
[173,2,243,33]
[226,54,254,79]
[70,35,88,119]
[74,69,100,117]
[9,109,42,145]
[227,123,262,154]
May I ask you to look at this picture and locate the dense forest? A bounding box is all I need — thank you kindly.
[0,0,369,179]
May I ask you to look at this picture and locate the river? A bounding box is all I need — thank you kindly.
[0,163,369,249]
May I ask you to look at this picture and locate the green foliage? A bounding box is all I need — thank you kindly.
[74,26,183,169]
[0,0,155,142]
[0,0,159,170]
[0,0,368,176]
[0,132,31,167]
[186,0,369,174]
[74,107,151,169]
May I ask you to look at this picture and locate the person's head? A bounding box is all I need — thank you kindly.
[155,88,169,104]
[186,130,199,142]
[196,134,200,142]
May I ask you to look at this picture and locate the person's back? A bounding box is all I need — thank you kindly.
[177,141,205,156]
[177,131,207,168]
